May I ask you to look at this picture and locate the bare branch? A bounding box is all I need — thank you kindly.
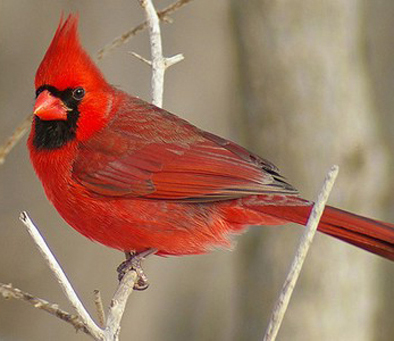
[0,114,31,165]
[138,0,184,107]
[263,165,339,341]
[0,282,89,334]
[139,0,165,106]
[19,212,103,340]
[97,0,193,59]
[104,271,138,340]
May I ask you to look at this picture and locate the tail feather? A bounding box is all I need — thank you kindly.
[317,206,394,261]
[258,204,394,261]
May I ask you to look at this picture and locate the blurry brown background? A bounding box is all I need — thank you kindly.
[1,0,394,340]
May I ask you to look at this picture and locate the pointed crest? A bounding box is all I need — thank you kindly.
[35,14,107,91]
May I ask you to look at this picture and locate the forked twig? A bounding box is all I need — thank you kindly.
[137,0,184,107]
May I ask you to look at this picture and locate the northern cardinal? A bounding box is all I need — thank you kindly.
[29,14,394,264]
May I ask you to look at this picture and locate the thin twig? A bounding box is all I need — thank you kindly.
[97,0,193,59]
[19,212,104,340]
[0,282,89,334]
[263,165,339,341]
[130,51,152,66]
[165,54,185,68]
[93,290,106,328]
[0,114,31,165]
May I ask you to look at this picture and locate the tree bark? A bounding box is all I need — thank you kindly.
[231,1,392,340]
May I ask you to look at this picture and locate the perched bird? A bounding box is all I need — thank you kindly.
[29,14,394,272]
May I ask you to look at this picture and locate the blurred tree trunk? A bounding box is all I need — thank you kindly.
[365,2,394,340]
[230,1,392,340]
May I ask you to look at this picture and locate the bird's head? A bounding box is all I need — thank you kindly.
[32,14,113,150]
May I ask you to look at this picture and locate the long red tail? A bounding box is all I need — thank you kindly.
[258,204,394,261]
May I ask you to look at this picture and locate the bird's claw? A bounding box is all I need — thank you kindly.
[117,249,157,291]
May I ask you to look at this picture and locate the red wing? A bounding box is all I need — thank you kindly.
[72,97,298,202]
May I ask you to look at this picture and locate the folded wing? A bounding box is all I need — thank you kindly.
[73,97,298,202]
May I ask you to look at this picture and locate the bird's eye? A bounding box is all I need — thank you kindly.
[72,87,85,100]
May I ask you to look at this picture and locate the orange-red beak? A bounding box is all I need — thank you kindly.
[33,90,68,121]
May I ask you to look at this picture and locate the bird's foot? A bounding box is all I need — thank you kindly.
[117,249,157,291]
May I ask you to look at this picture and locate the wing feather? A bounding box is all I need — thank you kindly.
[73,96,298,201]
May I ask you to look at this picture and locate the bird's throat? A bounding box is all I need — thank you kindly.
[33,115,78,150]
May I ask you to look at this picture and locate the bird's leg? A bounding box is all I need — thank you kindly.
[117,248,157,290]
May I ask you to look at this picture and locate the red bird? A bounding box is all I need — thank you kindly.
[29,15,394,267]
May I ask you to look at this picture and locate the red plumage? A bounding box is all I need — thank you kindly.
[28,15,394,259]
